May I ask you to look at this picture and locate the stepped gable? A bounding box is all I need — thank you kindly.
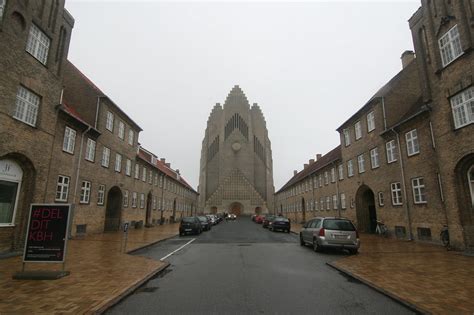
[207,103,223,124]
[223,85,250,109]
[251,102,267,125]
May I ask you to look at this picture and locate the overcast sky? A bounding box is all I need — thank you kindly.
[65,0,421,191]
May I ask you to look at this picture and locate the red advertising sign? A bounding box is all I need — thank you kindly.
[23,204,71,263]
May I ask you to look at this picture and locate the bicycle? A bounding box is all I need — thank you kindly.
[440,225,451,250]
[375,220,389,237]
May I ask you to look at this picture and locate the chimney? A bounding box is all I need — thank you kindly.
[165,163,170,168]
[293,170,298,176]
[304,164,309,169]
[316,154,322,160]
[309,159,315,164]
[401,50,415,69]
[160,158,166,163]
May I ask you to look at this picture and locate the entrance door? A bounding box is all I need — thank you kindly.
[145,192,152,227]
[455,155,474,249]
[229,202,242,216]
[355,185,376,233]
[104,186,122,231]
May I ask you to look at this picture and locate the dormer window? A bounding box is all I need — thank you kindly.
[439,25,463,67]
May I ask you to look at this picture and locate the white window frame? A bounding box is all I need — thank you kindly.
[354,121,362,140]
[142,167,147,182]
[125,159,132,176]
[331,168,336,183]
[149,172,153,185]
[358,154,365,173]
[340,193,346,209]
[106,111,114,132]
[370,147,379,169]
[97,184,105,205]
[85,138,96,162]
[326,196,331,210]
[13,86,40,127]
[338,164,344,180]
[332,195,338,210]
[450,87,473,129]
[55,175,70,202]
[132,192,137,208]
[101,147,110,168]
[347,160,354,177]
[438,24,463,67]
[324,171,329,185]
[343,129,351,146]
[62,126,76,154]
[412,177,427,204]
[367,111,375,132]
[406,129,420,156]
[320,197,324,210]
[386,140,398,163]
[140,193,145,208]
[378,192,384,207]
[118,121,125,140]
[26,23,50,65]
[123,190,129,207]
[0,0,6,22]
[135,164,140,179]
[114,153,122,172]
[391,182,403,205]
[128,130,134,146]
[80,180,91,204]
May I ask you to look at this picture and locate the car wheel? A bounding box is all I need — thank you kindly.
[299,234,305,246]
[313,238,322,252]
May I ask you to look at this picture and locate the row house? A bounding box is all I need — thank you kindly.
[275,1,473,250]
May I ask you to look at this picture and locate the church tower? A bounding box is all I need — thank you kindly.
[198,86,274,215]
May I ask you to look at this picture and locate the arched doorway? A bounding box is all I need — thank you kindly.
[229,202,243,216]
[301,198,306,223]
[254,207,262,214]
[172,199,177,223]
[145,192,152,227]
[455,154,474,249]
[355,185,376,233]
[104,186,122,231]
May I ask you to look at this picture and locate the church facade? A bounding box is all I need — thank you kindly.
[198,86,274,215]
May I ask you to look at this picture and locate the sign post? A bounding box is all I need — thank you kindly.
[14,204,71,280]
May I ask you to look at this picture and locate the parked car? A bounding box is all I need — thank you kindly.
[269,217,291,233]
[206,214,217,225]
[262,215,276,228]
[179,216,202,236]
[198,216,212,231]
[255,215,264,224]
[226,213,236,221]
[251,214,257,221]
[299,217,360,254]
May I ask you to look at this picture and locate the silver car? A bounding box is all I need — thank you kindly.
[299,217,360,254]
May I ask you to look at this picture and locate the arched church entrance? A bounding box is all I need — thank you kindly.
[229,202,243,216]
[355,185,377,233]
[254,207,262,214]
[455,154,474,249]
[104,186,122,231]
[145,192,152,227]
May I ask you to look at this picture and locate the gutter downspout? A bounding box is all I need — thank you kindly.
[94,96,101,129]
[381,96,387,130]
[332,162,341,217]
[392,128,414,240]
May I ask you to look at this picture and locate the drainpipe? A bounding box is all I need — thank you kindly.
[160,176,165,224]
[333,162,341,218]
[94,96,101,129]
[392,128,413,240]
[381,96,387,131]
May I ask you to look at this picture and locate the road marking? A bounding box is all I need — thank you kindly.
[160,238,196,261]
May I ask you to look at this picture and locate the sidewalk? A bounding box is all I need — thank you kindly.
[291,224,474,314]
[0,223,179,314]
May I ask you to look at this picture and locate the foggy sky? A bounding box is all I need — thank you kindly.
[65,0,421,191]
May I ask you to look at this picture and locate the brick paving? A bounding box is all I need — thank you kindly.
[0,224,179,314]
[291,223,474,314]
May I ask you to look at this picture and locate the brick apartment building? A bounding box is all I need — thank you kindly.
[0,0,198,254]
[275,0,473,250]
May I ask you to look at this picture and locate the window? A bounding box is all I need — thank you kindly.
[114,154,122,172]
[106,111,114,131]
[153,196,157,210]
[26,24,50,65]
[333,195,338,209]
[118,121,125,139]
[412,177,427,204]
[370,147,379,169]
[367,111,375,132]
[101,147,110,167]
[340,193,346,209]
[62,127,76,154]
[85,138,96,162]
[0,0,5,22]
[450,87,473,129]
[468,166,474,208]
[123,190,129,207]
[13,86,40,126]
[313,176,317,188]
[159,175,163,187]
[132,192,137,208]
[338,164,344,180]
[386,140,398,163]
[55,175,70,202]
[439,25,463,67]
[149,172,153,184]
[140,193,145,208]
[80,181,91,204]
[154,173,158,186]
[125,159,132,176]
[331,168,336,183]
[347,160,354,177]
[142,167,147,182]
[354,121,362,140]
[128,130,134,146]
[315,200,319,211]
[406,129,420,156]
[97,184,105,205]
[343,129,351,146]
[378,192,384,206]
[0,161,23,225]
[326,196,331,210]
[324,172,329,185]
[391,182,403,205]
[358,154,365,173]
[135,164,140,179]
[319,175,323,187]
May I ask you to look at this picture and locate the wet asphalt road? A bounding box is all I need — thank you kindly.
[107,217,413,315]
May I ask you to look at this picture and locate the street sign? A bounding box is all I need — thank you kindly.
[23,204,71,263]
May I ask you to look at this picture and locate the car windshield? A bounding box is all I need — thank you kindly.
[274,217,289,222]
[198,217,208,222]
[182,217,195,223]
[323,219,355,231]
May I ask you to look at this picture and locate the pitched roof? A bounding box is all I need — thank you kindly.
[276,146,341,194]
[382,97,430,133]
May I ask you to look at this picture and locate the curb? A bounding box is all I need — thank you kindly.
[326,262,427,314]
[92,261,171,314]
[126,233,179,254]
